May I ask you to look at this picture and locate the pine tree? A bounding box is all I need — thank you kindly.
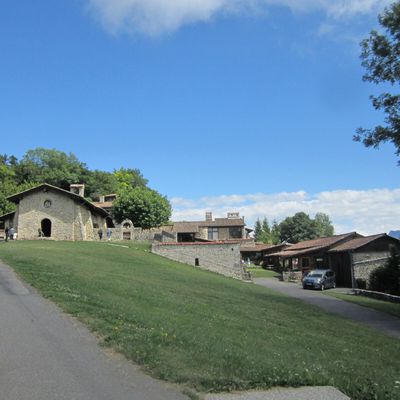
[254,218,262,242]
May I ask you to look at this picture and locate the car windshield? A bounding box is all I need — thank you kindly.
[308,273,322,278]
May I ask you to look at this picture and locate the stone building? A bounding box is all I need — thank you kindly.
[0,183,111,241]
[159,212,251,243]
[269,233,400,287]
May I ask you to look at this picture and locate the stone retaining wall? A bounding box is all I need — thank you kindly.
[152,242,249,280]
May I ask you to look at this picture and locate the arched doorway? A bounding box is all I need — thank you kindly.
[41,219,52,238]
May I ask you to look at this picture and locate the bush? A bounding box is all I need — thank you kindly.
[368,246,400,296]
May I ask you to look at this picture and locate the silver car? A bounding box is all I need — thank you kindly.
[302,269,336,290]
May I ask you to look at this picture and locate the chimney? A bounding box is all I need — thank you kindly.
[205,211,212,221]
[227,212,240,219]
[70,184,85,197]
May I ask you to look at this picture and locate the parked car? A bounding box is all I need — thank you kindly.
[302,269,336,290]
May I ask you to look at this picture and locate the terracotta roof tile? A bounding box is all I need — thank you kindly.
[328,234,393,252]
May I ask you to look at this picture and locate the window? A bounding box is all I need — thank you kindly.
[43,200,52,208]
[208,227,218,240]
[195,258,200,266]
[229,227,242,239]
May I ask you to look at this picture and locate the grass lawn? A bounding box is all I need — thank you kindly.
[0,241,399,400]
[247,267,280,279]
[326,291,400,319]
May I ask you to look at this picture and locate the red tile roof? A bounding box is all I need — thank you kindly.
[269,232,361,257]
[328,234,394,252]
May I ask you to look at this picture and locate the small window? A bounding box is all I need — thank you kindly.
[43,200,52,208]
[195,258,200,266]
[229,227,242,239]
[208,228,218,240]
[123,222,131,229]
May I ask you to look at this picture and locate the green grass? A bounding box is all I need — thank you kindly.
[326,291,400,319]
[0,241,399,400]
[247,267,280,279]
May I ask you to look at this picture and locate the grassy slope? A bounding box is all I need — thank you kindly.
[326,291,400,319]
[247,268,280,279]
[0,241,399,400]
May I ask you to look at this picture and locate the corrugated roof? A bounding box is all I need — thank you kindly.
[328,234,393,252]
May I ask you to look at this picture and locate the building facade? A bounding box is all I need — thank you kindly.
[0,184,111,241]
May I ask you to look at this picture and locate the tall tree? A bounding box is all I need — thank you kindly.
[15,148,88,189]
[270,220,281,245]
[314,212,334,237]
[354,2,400,163]
[114,168,148,190]
[279,212,317,244]
[112,187,171,229]
[260,218,271,243]
[254,218,262,242]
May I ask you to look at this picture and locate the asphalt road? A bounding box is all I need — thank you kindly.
[255,277,400,339]
[0,261,187,400]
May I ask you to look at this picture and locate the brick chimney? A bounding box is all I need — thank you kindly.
[70,184,85,197]
[205,211,212,221]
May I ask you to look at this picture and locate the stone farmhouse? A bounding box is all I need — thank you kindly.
[0,184,112,241]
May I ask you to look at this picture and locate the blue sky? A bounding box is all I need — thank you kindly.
[1,0,399,233]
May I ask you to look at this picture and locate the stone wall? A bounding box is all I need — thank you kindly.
[152,242,248,280]
[353,251,390,285]
[15,190,106,241]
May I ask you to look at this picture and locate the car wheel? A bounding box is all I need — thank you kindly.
[321,284,325,291]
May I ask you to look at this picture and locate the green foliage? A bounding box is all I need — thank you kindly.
[279,212,317,243]
[354,2,400,163]
[254,218,262,241]
[314,212,334,237]
[112,187,171,229]
[254,218,273,243]
[15,148,88,189]
[369,246,400,295]
[270,220,281,245]
[0,148,155,209]
[113,167,148,190]
[278,212,334,244]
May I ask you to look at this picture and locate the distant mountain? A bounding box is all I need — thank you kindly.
[389,230,400,239]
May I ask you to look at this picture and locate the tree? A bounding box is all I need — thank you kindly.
[254,218,262,242]
[270,220,281,245]
[253,217,272,243]
[15,148,88,189]
[279,212,317,244]
[112,187,171,229]
[113,168,148,190]
[354,2,400,163]
[314,212,334,237]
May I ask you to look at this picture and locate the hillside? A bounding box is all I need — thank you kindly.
[0,241,399,400]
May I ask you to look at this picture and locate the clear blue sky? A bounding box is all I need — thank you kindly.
[1,1,398,233]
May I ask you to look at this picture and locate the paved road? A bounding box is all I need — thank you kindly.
[255,277,400,339]
[0,261,187,400]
